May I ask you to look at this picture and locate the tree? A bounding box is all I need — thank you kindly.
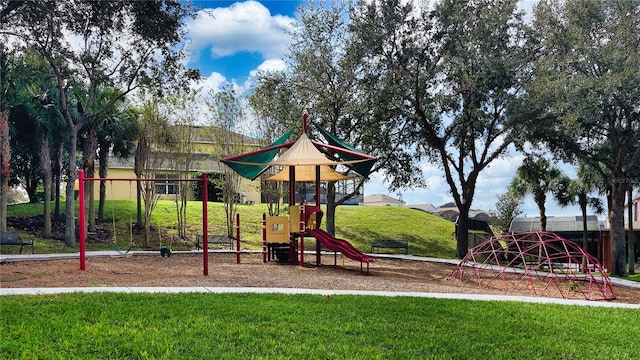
[134,96,174,247]
[494,190,523,234]
[165,88,199,239]
[78,86,126,233]
[96,106,139,222]
[2,1,196,247]
[249,71,305,217]
[0,44,13,231]
[509,154,564,231]
[251,0,424,235]
[527,0,640,276]
[351,0,531,258]
[556,161,605,255]
[32,84,66,237]
[207,83,244,238]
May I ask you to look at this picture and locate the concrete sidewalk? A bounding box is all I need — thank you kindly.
[1,286,639,309]
[1,251,639,309]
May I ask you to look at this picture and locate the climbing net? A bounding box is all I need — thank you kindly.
[449,231,616,301]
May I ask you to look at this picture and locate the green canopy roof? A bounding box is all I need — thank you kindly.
[313,122,376,177]
[220,128,294,180]
[220,119,376,180]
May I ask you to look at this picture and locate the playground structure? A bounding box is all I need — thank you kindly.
[449,231,616,301]
[262,202,375,272]
[222,114,376,272]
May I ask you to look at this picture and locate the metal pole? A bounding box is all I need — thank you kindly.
[289,166,296,265]
[78,170,86,271]
[262,213,267,263]
[315,165,321,265]
[202,172,209,276]
[236,213,241,264]
[300,202,305,267]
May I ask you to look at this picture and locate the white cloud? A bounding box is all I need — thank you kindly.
[186,1,294,60]
[253,58,287,74]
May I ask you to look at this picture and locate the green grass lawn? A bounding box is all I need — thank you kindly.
[3,201,457,258]
[1,293,638,359]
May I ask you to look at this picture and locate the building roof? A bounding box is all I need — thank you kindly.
[363,194,405,206]
[410,204,439,213]
[509,216,605,232]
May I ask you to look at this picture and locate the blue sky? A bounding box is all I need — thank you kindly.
[182,0,600,218]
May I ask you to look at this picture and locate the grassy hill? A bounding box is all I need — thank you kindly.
[4,201,456,258]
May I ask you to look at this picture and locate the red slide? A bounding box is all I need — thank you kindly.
[307,228,375,264]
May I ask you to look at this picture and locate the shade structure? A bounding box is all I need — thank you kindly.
[221,128,294,180]
[220,116,377,180]
[264,165,352,182]
[268,133,364,167]
[313,122,376,177]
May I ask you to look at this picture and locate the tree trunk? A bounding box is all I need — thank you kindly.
[83,125,98,232]
[610,181,628,277]
[0,103,9,232]
[580,201,588,268]
[136,179,143,227]
[64,128,78,247]
[97,146,108,222]
[40,137,52,237]
[456,206,471,259]
[534,190,547,231]
[53,144,62,217]
[325,183,337,236]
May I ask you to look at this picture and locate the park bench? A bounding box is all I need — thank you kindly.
[195,234,235,250]
[0,232,34,254]
[371,239,408,255]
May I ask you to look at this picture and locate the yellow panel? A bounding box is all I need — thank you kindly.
[289,205,303,233]
[307,212,318,230]
[266,216,289,243]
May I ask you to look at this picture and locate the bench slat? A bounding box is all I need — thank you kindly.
[195,234,235,250]
[371,239,408,255]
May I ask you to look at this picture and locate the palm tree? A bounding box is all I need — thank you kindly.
[509,154,564,231]
[80,87,126,231]
[96,106,140,222]
[556,162,605,254]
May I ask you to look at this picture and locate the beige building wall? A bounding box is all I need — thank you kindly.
[89,166,261,203]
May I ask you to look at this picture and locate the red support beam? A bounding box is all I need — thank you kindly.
[202,173,209,276]
[78,170,86,271]
[236,213,241,264]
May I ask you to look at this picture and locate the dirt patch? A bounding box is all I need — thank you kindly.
[1,253,638,304]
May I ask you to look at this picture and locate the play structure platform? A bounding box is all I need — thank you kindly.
[263,203,374,272]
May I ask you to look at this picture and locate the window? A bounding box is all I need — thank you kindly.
[155,174,179,195]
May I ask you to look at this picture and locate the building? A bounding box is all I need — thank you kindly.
[92,125,262,204]
[509,215,640,270]
[362,194,405,207]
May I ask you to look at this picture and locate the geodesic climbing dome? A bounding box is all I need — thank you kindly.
[449,231,616,301]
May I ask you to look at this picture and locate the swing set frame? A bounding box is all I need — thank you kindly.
[77,170,212,275]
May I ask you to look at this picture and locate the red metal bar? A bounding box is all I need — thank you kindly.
[303,113,307,133]
[262,213,267,263]
[236,213,241,264]
[289,166,296,265]
[300,202,305,267]
[81,177,201,182]
[202,172,209,276]
[78,170,86,271]
[315,165,321,265]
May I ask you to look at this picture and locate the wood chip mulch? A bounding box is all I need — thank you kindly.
[1,253,639,304]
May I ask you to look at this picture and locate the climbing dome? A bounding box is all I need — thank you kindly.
[449,231,616,301]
